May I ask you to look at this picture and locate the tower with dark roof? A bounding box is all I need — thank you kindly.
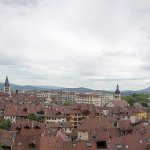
[114,84,121,100]
[4,76,11,96]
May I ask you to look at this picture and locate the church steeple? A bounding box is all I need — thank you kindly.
[4,76,11,96]
[5,76,10,87]
[114,84,121,100]
[115,84,120,94]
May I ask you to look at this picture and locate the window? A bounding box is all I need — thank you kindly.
[78,118,82,121]
[117,144,122,149]
[97,141,107,149]
[24,125,30,129]
[140,140,142,144]
[125,145,129,149]
[29,142,36,148]
[34,126,41,129]
[147,138,150,142]
[23,108,27,112]
[74,118,77,121]
[74,122,77,125]
[86,142,92,147]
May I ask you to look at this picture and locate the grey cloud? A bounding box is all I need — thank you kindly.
[79,71,98,77]
[0,56,22,66]
[0,0,38,6]
[140,64,150,71]
[147,36,150,40]
[0,0,150,90]
[89,77,150,82]
[138,8,150,13]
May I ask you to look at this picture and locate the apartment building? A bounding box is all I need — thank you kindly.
[37,91,57,98]
[75,93,113,107]
[37,91,76,104]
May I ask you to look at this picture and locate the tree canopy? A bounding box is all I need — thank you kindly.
[0,119,12,130]
[63,101,71,106]
[123,93,150,106]
[28,114,44,122]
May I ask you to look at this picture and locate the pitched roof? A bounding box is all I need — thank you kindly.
[12,135,41,150]
[118,119,131,130]
[109,100,129,107]
[79,117,113,131]
[0,130,16,147]
[40,135,51,150]
[107,133,150,150]
[4,103,17,116]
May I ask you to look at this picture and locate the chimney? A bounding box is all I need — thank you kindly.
[32,122,34,128]
[147,143,150,150]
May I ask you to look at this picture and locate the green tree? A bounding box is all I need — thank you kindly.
[141,102,148,107]
[28,114,44,122]
[123,93,150,106]
[0,141,2,150]
[63,101,71,106]
[0,119,11,130]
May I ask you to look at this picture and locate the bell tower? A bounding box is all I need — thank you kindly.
[114,84,121,100]
[4,76,11,96]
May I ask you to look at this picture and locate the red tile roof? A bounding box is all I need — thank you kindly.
[79,117,113,131]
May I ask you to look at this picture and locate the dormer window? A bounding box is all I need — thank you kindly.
[140,140,142,144]
[24,125,30,129]
[56,112,61,115]
[34,126,41,129]
[37,110,44,115]
[29,142,36,148]
[18,142,22,146]
[23,108,27,112]
[15,127,21,131]
[97,141,107,149]
[86,141,92,147]
[125,144,129,149]
[117,144,122,149]
[147,138,150,142]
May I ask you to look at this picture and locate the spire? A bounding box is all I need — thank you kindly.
[117,84,119,89]
[115,84,120,94]
[4,76,10,87]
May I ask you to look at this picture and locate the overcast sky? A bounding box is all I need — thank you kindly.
[0,0,150,90]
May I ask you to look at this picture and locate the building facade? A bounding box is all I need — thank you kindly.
[75,92,114,107]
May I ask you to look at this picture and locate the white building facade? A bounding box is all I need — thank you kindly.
[75,93,114,107]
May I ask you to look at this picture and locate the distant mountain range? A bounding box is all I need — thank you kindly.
[1,83,150,95]
[0,83,63,91]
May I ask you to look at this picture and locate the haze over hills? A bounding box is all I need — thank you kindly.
[1,83,150,95]
[0,83,63,91]
[0,83,94,92]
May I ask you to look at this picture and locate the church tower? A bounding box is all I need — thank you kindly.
[114,84,121,100]
[4,76,11,96]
